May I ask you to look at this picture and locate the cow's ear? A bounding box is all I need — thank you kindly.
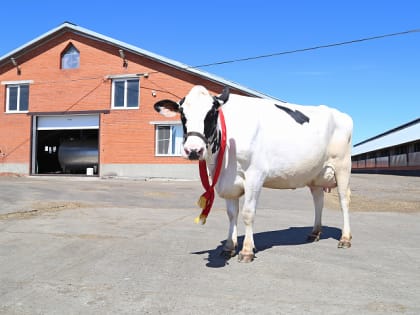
[154,100,180,118]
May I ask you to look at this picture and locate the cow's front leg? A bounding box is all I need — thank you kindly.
[222,198,239,258]
[238,174,263,263]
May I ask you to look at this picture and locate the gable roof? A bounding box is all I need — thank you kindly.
[0,22,280,101]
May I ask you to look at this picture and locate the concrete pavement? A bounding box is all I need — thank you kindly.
[0,175,419,314]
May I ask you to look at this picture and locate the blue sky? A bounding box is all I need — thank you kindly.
[0,0,419,144]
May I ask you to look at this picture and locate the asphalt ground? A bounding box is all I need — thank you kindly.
[0,174,419,314]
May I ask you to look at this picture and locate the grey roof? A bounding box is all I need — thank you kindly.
[352,118,420,155]
[0,22,281,101]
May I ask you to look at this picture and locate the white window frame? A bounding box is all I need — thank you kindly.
[111,77,140,109]
[154,123,184,156]
[2,80,33,113]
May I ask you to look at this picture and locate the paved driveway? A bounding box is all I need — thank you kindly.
[1,175,419,314]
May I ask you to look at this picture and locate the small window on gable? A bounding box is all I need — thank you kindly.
[61,44,80,69]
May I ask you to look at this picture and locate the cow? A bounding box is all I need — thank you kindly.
[154,85,353,262]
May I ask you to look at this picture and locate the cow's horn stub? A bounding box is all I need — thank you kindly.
[215,86,230,106]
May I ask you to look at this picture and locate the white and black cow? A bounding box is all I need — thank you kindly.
[154,85,353,262]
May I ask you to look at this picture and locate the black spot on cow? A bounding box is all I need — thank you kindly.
[179,107,187,135]
[204,107,219,139]
[274,104,310,124]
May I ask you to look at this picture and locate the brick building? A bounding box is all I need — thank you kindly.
[0,22,271,179]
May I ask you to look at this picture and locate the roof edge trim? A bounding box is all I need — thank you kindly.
[354,118,420,147]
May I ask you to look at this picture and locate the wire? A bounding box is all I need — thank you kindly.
[188,29,420,69]
[12,28,420,86]
[141,28,419,98]
[30,76,104,85]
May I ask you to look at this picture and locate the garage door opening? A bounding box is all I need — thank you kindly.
[32,114,100,176]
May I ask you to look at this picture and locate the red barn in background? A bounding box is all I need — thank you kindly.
[0,22,269,178]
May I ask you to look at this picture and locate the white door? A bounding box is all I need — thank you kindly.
[37,114,99,130]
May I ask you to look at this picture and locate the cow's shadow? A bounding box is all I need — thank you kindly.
[191,226,341,268]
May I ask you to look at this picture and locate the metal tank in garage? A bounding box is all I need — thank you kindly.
[58,139,98,174]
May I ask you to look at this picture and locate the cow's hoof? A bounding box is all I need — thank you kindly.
[338,238,352,248]
[220,249,236,259]
[238,252,255,263]
[307,231,321,242]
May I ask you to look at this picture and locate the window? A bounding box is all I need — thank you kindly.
[378,149,389,157]
[393,145,407,155]
[61,44,80,69]
[6,84,29,112]
[156,124,183,156]
[367,152,376,159]
[112,78,139,109]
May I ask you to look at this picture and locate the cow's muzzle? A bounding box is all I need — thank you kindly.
[185,148,204,160]
[183,131,208,160]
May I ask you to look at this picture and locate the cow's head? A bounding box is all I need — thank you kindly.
[154,85,229,160]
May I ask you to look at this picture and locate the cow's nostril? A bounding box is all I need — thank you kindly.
[188,149,200,160]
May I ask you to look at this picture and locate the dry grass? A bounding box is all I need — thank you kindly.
[324,188,420,213]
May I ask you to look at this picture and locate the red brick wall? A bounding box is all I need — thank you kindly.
[0,30,246,169]
[0,113,31,163]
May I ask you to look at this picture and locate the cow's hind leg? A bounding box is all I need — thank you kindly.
[308,186,324,242]
[222,198,239,258]
[336,169,352,248]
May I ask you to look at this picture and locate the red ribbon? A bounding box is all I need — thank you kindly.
[195,108,227,224]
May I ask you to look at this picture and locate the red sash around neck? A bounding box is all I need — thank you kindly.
[194,108,227,224]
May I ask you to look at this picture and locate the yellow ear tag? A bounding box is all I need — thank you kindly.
[197,195,207,209]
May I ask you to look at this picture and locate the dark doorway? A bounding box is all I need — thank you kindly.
[35,129,98,175]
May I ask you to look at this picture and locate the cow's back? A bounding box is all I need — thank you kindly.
[221,95,352,190]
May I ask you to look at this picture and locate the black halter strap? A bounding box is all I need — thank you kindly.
[184,131,209,145]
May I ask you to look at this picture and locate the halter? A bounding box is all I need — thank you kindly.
[184,131,209,145]
[182,96,223,147]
